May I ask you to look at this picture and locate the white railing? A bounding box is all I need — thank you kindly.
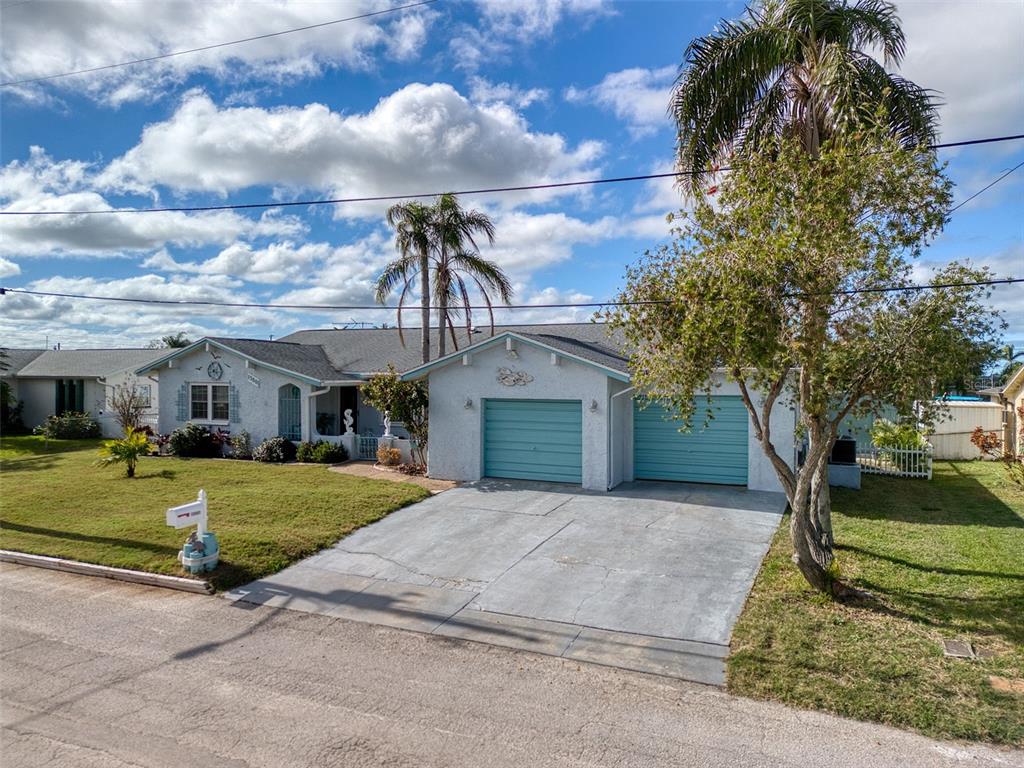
[857,446,933,479]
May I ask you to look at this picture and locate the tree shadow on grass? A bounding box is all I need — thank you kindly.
[134,469,177,480]
[0,453,62,473]
[835,465,1024,528]
[836,543,1024,582]
[0,520,181,557]
[851,581,1024,646]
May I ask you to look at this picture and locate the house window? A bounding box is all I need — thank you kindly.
[136,384,152,409]
[55,379,85,415]
[190,384,229,422]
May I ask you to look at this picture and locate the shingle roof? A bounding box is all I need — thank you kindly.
[206,338,341,382]
[1,349,45,376]
[279,323,627,376]
[17,348,164,378]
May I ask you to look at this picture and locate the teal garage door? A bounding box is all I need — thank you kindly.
[634,397,748,485]
[484,399,583,484]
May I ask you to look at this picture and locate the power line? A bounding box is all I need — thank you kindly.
[2,278,1020,313]
[3,133,1023,217]
[948,159,1024,213]
[0,0,440,87]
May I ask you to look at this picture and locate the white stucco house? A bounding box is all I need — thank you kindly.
[400,325,795,493]
[136,323,794,493]
[2,347,161,437]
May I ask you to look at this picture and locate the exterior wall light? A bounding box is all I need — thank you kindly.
[464,397,474,409]
[589,399,599,413]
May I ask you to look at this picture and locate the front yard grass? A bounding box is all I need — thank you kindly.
[728,461,1024,745]
[0,436,429,591]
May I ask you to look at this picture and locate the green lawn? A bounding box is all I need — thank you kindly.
[728,461,1024,745]
[0,436,429,591]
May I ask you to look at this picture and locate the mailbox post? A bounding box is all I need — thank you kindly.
[166,490,220,574]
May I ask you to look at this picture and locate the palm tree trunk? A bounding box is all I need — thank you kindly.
[419,251,430,363]
[437,242,447,358]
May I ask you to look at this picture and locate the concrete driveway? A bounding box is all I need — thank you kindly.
[226,479,786,684]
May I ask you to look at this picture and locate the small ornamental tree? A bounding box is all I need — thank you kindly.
[360,364,428,465]
[606,132,1001,598]
[109,376,149,434]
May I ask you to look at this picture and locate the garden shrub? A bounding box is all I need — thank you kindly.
[870,418,928,449]
[296,440,348,463]
[168,423,219,458]
[34,411,101,439]
[253,436,297,463]
[376,445,401,466]
[230,430,253,459]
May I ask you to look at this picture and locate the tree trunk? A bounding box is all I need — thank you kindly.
[790,435,833,573]
[420,251,430,363]
[437,243,447,359]
[811,459,834,549]
[127,463,135,478]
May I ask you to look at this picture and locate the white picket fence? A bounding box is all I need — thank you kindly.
[857,446,933,479]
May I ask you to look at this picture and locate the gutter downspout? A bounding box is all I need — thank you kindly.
[608,386,636,490]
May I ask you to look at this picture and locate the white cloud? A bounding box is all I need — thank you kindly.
[0,148,307,257]
[97,85,604,217]
[896,1,1024,144]
[1,0,438,106]
[468,76,549,108]
[148,241,334,285]
[493,285,597,325]
[0,257,21,278]
[0,273,285,348]
[451,0,613,70]
[480,211,617,274]
[566,65,676,137]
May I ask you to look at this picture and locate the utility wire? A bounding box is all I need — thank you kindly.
[948,158,1024,213]
[3,133,1022,217]
[2,278,1020,313]
[0,0,439,87]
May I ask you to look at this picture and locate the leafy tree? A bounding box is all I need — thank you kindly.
[671,0,937,194]
[360,364,428,466]
[605,134,1001,597]
[376,194,512,361]
[148,333,192,349]
[96,427,151,478]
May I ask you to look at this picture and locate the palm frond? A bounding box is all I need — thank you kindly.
[374,256,419,303]
[448,251,515,305]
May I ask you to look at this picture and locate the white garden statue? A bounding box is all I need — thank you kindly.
[382,410,393,438]
[343,409,354,435]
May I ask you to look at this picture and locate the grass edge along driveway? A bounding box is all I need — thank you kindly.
[0,436,430,591]
[728,461,1024,746]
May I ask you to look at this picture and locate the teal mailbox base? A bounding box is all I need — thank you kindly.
[180,532,220,574]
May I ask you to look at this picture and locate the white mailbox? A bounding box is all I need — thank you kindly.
[166,489,207,536]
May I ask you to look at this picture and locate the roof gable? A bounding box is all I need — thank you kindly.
[400,331,631,382]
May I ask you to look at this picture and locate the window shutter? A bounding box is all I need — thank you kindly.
[176,384,187,421]
[229,385,241,423]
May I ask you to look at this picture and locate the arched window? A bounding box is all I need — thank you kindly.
[278,384,301,441]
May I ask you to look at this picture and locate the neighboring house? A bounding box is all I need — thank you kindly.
[980,364,1024,454]
[140,324,796,492]
[5,348,162,437]
[1,349,46,411]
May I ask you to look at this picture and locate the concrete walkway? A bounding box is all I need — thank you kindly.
[4,565,1020,768]
[226,479,786,684]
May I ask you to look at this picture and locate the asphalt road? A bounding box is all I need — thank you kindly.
[1,564,1021,768]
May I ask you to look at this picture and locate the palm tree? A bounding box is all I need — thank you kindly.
[671,0,939,194]
[431,194,505,358]
[376,201,434,363]
[376,194,512,361]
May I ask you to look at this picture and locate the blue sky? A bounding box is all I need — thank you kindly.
[1,0,1021,355]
